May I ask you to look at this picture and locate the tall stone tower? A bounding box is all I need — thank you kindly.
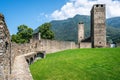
[91,4,106,48]
[78,22,84,44]
[0,14,11,80]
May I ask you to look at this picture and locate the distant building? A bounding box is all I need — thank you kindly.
[32,28,41,41]
[110,44,116,48]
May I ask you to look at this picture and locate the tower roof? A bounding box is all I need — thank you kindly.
[91,4,105,12]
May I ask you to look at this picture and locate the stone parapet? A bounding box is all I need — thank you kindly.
[11,55,33,80]
[0,13,11,80]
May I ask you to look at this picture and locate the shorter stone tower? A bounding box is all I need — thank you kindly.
[78,22,84,44]
[91,4,106,48]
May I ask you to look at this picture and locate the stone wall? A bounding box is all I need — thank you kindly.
[11,39,77,71]
[40,39,77,53]
[0,14,11,80]
[11,39,77,58]
[10,39,78,80]
[79,42,91,48]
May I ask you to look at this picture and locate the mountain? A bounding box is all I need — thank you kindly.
[34,15,120,43]
[50,15,120,43]
[50,15,90,42]
[107,17,120,28]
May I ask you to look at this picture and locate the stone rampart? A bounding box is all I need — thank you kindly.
[0,14,11,80]
[11,39,77,70]
[11,39,77,58]
[80,42,91,48]
[11,54,33,80]
[40,39,77,53]
[10,39,77,80]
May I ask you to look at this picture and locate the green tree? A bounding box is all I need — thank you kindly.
[39,23,54,39]
[11,25,33,43]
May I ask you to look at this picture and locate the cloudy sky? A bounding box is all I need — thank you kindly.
[0,0,120,34]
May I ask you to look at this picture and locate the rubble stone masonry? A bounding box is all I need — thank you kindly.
[0,14,11,80]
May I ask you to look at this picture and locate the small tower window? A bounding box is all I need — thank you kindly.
[99,42,101,44]
[5,41,8,49]
[96,5,99,7]
[79,22,83,24]
[101,5,103,7]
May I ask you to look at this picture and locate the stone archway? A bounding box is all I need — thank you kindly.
[30,57,34,64]
[37,52,44,58]
[34,54,37,59]
[26,59,30,65]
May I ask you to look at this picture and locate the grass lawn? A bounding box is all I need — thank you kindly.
[30,48,120,80]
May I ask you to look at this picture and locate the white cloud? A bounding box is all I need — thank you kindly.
[51,0,120,20]
[37,13,51,23]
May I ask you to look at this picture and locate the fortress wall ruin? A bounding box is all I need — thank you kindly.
[40,39,78,53]
[11,39,77,58]
[80,42,91,48]
[0,4,107,80]
[10,39,78,80]
[0,14,11,80]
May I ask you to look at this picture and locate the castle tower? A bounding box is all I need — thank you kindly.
[0,14,11,80]
[91,4,106,48]
[78,22,84,44]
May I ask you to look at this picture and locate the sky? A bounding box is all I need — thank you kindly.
[0,0,120,35]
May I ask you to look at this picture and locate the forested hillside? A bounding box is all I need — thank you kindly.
[50,15,120,43]
[34,15,120,43]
